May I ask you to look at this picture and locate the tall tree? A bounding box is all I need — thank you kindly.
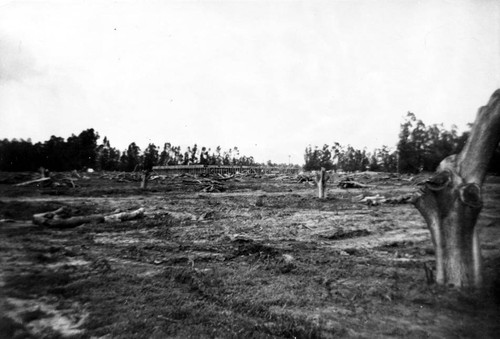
[303,145,321,171]
[124,142,141,171]
[42,136,67,171]
[397,112,419,173]
[143,143,159,171]
[377,145,397,172]
[190,144,198,164]
[96,136,114,171]
[200,147,209,165]
[71,128,99,170]
[159,143,171,166]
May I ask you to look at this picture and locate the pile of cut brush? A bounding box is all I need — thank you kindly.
[296,173,315,183]
[100,172,144,182]
[173,173,228,192]
[337,178,373,189]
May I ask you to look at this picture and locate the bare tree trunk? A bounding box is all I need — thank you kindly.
[414,89,500,288]
[315,167,329,199]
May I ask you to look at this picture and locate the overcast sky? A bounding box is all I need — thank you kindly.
[0,0,499,164]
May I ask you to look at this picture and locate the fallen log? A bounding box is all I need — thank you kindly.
[359,194,385,206]
[33,209,105,228]
[14,177,51,187]
[33,207,146,228]
[104,208,145,222]
[385,194,415,204]
[357,193,417,206]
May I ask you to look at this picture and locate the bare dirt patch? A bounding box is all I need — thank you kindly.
[1,172,499,338]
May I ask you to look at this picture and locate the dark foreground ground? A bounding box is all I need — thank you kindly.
[0,171,499,338]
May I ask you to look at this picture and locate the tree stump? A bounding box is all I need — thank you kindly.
[314,167,329,199]
[414,89,500,288]
[141,170,150,189]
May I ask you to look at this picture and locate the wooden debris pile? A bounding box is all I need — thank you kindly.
[99,172,144,182]
[214,173,237,181]
[167,173,227,192]
[148,174,169,181]
[335,171,420,189]
[180,176,226,192]
[338,178,373,189]
[269,174,303,182]
[296,173,314,183]
[13,171,86,188]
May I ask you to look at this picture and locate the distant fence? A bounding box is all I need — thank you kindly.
[153,165,300,176]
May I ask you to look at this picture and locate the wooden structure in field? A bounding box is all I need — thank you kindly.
[152,165,300,176]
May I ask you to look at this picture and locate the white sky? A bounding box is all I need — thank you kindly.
[0,0,499,164]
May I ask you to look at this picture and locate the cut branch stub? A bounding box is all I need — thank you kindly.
[459,183,482,208]
[425,170,452,191]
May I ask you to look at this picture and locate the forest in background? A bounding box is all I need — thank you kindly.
[304,112,499,174]
[1,112,499,174]
[0,130,268,172]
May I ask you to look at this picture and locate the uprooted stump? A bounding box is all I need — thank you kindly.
[413,89,500,288]
[33,207,145,228]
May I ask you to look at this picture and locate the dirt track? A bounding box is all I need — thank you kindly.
[1,172,499,338]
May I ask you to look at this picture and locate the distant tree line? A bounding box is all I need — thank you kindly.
[0,129,266,172]
[0,129,100,172]
[303,143,397,173]
[304,112,500,174]
[3,112,499,174]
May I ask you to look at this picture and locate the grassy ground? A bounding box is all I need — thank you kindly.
[0,172,499,338]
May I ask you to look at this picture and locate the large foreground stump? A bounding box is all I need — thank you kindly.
[414,89,500,288]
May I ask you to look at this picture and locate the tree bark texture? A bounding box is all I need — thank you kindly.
[414,89,500,288]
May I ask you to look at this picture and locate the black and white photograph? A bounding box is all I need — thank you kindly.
[1,0,499,337]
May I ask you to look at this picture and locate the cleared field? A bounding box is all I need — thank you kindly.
[1,172,499,338]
